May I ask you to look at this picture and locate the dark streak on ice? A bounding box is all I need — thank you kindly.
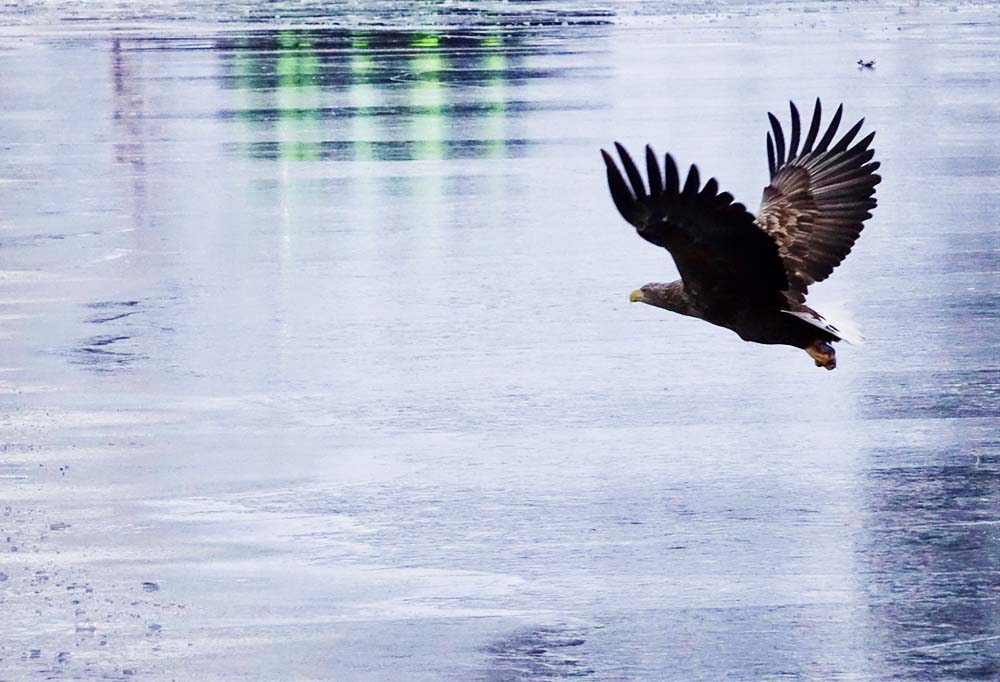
[485,626,594,681]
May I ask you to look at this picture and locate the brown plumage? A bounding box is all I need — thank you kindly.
[603,99,880,370]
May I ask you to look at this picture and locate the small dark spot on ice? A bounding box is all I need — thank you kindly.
[141,581,160,592]
[49,522,70,531]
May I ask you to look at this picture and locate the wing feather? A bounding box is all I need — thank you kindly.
[755,99,881,303]
[663,153,680,196]
[768,113,785,167]
[682,164,700,195]
[603,145,788,303]
[615,142,646,199]
[787,102,801,160]
[814,103,843,152]
[645,146,663,195]
[800,99,822,154]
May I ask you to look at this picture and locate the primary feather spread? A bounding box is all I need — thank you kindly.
[603,99,880,370]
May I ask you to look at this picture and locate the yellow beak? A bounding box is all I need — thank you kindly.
[629,289,643,303]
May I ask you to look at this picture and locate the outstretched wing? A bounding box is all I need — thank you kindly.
[756,99,881,304]
[602,143,787,305]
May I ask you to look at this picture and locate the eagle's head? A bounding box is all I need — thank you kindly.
[629,282,696,317]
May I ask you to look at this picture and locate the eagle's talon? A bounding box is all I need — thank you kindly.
[806,341,836,370]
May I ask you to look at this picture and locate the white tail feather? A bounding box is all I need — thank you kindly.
[782,306,866,345]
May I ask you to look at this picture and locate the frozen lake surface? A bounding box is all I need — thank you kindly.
[1,2,998,680]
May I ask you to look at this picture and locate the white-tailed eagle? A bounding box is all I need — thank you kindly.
[602,99,880,369]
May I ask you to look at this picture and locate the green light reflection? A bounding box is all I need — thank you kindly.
[411,33,440,49]
[275,39,321,161]
[482,49,506,158]
[409,52,446,161]
[350,49,377,162]
[225,30,514,163]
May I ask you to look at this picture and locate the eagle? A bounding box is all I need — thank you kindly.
[602,99,880,370]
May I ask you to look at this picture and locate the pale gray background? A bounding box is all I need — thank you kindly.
[1,2,997,680]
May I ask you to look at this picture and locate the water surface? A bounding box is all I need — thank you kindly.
[1,2,998,680]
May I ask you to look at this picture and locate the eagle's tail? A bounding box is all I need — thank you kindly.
[783,306,866,345]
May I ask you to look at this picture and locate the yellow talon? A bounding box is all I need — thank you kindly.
[806,342,837,370]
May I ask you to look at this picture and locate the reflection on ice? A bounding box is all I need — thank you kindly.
[0,2,998,681]
[212,29,600,162]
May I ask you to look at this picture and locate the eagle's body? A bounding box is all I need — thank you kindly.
[635,280,835,346]
[603,99,880,369]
